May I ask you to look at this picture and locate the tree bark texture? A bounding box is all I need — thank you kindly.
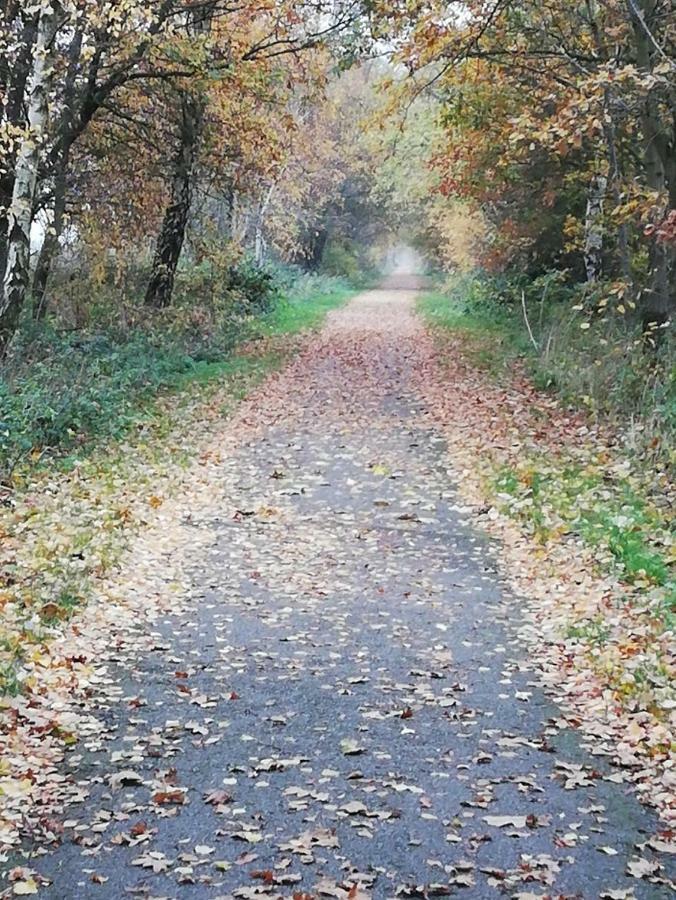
[0,9,39,287]
[144,91,205,308]
[583,174,607,283]
[31,25,83,319]
[626,0,675,324]
[0,2,59,353]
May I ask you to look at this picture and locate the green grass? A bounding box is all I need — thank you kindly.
[493,459,672,596]
[565,616,611,646]
[418,273,675,462]
[418,287,533,377]
[421,272,675,721]
[261,285,355,335]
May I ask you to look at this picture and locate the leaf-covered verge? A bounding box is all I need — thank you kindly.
[419,274,675,461]
[0,275,355,694]
[416,285,675,820]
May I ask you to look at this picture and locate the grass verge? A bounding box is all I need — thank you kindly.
[418,280,674,709]
[419,273,675,458]
[0,281,356,692]
[262,282,356,335]
[418,288,532,377]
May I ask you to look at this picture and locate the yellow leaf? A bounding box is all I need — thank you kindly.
[0,778,32,799]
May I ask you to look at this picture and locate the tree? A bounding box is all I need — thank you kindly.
[0,0,60,352]
[0,1,38,286]
[144,1,214,309]
[387,0,675,322]
[625,0,676,323]
[145,1,374,307]
[0,1,370,344]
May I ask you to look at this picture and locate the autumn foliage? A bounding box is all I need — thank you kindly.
[386,1,674,327]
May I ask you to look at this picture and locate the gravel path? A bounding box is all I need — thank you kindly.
[24,284,671,898]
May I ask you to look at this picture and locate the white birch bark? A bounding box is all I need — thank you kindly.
[254,181,277,265]
[0,1,59,351]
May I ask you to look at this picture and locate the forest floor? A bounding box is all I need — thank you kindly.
[0,280,674,898]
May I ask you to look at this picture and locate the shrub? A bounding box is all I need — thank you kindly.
[0,329,195,478]
[319,238,376,286]
[425,269,675,466]
[0,258,290,478]
[224,259,281,313]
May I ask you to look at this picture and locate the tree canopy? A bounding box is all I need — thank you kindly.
[0,0,674,347]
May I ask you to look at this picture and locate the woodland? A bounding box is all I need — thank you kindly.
[0,1,673,411]
[0,1,674,892]
[0,1,673,469]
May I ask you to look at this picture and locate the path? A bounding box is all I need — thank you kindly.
[19,283,672,897]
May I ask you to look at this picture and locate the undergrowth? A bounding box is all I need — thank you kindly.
[420,272,675,462]
[492,457,674,616]
[0,269,354,484]
[419,272,675,632]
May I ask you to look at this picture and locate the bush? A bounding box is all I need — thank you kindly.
[173,257,281,312]
[0,257,290,478]
[319,237,376,286]
[424,269,675,464]
[224,259,281,313]
[0,254,367,480]
[286,270,353,300]
[0,329,194,477]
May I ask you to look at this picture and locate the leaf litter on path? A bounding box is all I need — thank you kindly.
[413,318,675,826]
[0,284,673,897]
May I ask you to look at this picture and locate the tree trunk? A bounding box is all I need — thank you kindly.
[0,9,39,287]
[144,91,205,308]
[600,101,632,282]
[31,164,67,320]
[305,227,328,271]
[583,174,607,283]
[31,25,83,319]
[253,181,277,265]
[626,0,676,325]
[225,183,237,236]
[144,0,217,308]
[584,1,632,282]
[0,3,59,354]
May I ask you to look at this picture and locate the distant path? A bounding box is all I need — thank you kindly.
[29,283,667,898]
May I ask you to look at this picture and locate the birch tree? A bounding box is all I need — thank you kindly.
[0,2,39,285]
[0,0,60,353]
